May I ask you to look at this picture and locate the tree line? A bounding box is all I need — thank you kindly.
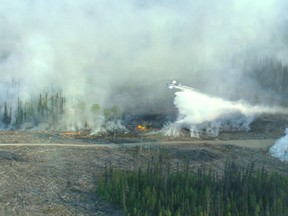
[0,92,122,129]
[238,56,288,105]
[97,160,288,216]
[1,92,66,128]
[251,57,288,97]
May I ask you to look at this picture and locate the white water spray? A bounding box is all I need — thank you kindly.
[164,81,286,137]
[269,129,288,161]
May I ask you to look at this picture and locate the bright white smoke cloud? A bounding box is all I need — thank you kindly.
[270,128,288,161]
[163,83,287,137]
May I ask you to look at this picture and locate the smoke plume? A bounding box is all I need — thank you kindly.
[0,0,288,129]
[270,129,288,161]
[163,83,287,137]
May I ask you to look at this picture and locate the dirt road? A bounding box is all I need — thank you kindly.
[0,137,277,148]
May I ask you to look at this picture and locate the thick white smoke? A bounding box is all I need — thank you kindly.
[269,129,288,161]
[163,83,287,137]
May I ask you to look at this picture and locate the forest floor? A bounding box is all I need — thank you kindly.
[0,114,288,215]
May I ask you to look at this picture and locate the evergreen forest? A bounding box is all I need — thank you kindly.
[0,90,122,130]
[97,159,288,216]
[1,92,66,129]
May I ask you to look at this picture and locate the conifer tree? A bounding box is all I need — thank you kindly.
[16,98,23,127]
[2,102,9,126]
[38,94,43,116]
[43,93,49,117]
[8,107,12,125]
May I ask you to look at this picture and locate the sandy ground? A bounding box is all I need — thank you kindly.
[0,130,287,215]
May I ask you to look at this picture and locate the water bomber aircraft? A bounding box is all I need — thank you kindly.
[168,80,180,89]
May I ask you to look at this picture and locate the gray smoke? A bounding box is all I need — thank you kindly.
[0,0,288,123]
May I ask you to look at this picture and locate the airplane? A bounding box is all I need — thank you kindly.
[168,80,180,89]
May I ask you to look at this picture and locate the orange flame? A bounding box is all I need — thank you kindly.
[61,131,81,136]
[136,124,147,131]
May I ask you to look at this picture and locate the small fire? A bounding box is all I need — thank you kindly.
[61,131,81,136]
[136,124,147,131]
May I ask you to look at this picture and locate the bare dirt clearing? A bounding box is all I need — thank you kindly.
[0,122,287,215]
